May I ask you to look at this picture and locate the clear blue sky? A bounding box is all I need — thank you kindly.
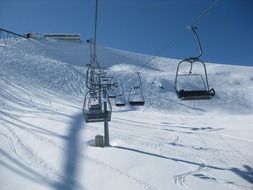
[1,0,252,66]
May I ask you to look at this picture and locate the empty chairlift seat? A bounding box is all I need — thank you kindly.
[115,94,126,106]
[175,59,215,100]
[115,83,126,106]
[107,85,116,98]
[174,26,215,100]
[128,72,145,106]
[177,88,215,100]
[128,86,145,106]
[83,91,112,123]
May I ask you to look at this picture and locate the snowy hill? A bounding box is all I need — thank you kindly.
[0,38,252,190]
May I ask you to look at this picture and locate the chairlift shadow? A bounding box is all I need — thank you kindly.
[231,165,253,184]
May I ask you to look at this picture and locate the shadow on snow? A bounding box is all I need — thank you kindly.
[55,112,86,190]
[0,111,86,189]
[112,146,253,184]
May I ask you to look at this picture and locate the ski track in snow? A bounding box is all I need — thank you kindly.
[195,131,252,190]
[111,118,252,190]
[174,159,207,189]
[0,124,87,190]
[1,118,156,190]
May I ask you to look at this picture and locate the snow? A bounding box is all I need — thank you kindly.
[0,38,253,190]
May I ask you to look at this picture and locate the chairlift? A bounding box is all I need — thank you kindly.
[174,26,215,100]
[83,0,113,123]
[116,95,126,106]
[86,64,101,90]
[128,72,145,106]
[105,73,118,98]
[115,83,126,106]
[83,90,112,122]
[107,82,117,98]
[107,88,116,98]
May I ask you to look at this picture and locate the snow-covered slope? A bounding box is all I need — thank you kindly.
[0,39,252,190]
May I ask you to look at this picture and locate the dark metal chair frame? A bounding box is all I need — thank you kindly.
[128,72,145,106]
[174,26,215,100]
[83,90,112,123]
[115,83,126,106]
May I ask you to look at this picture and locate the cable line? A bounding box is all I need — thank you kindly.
[187,0,220,27]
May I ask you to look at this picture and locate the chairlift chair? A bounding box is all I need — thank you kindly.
[128,72,145,106]
[128,86,145,105]
[105,75,118,98]
[115,83,126,106]
[107,85,117,98]
[174,26,215,100]
[115,95,126,106]
[83,90,112,122]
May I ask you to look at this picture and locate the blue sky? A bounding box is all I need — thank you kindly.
[0,0,252,66]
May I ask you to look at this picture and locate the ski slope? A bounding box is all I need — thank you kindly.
[0,38,252,190]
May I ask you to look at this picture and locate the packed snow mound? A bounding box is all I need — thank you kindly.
[1,38,253,115]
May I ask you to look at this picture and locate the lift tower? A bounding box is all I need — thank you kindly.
[83,0,112,147]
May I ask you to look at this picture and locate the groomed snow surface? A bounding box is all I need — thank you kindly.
[0,38,252,190]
